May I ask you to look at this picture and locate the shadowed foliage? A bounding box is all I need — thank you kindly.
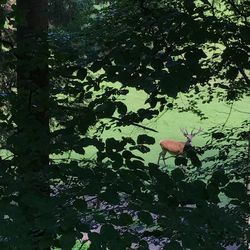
[0,0,249,249]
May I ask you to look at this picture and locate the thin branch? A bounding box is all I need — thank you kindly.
[57,104,158,133]
[232,107,250,115]
[222,102,234,128]
[110,116,158,133]
[2,154,14,160]
[0,39,14,49]
[203,0,216,16]
[238,67,250,85]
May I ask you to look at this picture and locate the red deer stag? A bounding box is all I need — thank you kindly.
[157,128,202,166]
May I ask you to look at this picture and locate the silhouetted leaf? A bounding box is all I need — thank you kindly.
[138,211,153,225]
[76,68,87,80]
[171,168,186,182]
[100,224,119,241]
[130,144,150,153]
[207,182,220,203]
[137,134,155,145]
[116,101,127,116]
[73,146,85,154]
[164,241,182,250]
[100,190,120,204]
[226,67,238,80]
[122,232,139,246]
[59,232,76,249]
[212,132,225,139]
[119,213,133,226]
[151,58,164,70]
[224,182,247,200]
[211,170,229,186]
[175,156,188,166]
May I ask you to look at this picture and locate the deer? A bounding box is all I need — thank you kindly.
[157,128,202,166]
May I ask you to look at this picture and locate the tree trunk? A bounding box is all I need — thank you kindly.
[247,135,250,249]
[15,0,50,248]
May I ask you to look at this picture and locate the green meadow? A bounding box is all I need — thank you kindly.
[2,86,249,169]
[55,86,249,169]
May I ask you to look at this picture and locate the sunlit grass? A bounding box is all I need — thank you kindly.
[51,86,249,169]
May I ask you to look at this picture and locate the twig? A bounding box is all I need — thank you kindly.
[238,67,250,86]
[110,117,158,133]
[222,102,234,128]
[57,104,158,132]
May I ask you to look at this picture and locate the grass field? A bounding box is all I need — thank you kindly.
[62,86,249,169]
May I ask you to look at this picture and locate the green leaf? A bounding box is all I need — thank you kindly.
[224,182,247,199]
[100,190,120,204]
[212,132,225,139]
[73,199,87,210]
[138,211,153,225]
[130,144,150,153]
[185,48,206,62]
[210,170,229,186]
[122,150,143,161]
[122,232,139,246]
[104,168,118,183]
[116,101,127,116]
[119,213,133,226]
[186,148,201,167]
[59,232,76,249]
[175,156,188,166]
[151,58,164,70]
[95,102,116,118]
[134,169,149,180]
[164,241,183,250]
[182,233,199,248]
[171,168,186,182]
[240,26,250,42]
[225,67,238,80]
[106,138,123,151]
[90,60,103,72]
[139,240,149,248]
[137,134,155,145]
[73,146,85,155]
[76,68,87,80]
[100,224,119,241]
[207,182,220,203]
[191,180,208,200]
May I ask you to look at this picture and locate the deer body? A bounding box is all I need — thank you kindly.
[160,140,187,155]
[157,128,201,166]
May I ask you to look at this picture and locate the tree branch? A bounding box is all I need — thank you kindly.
[110,116,158,133]
[57,104,158,133]
[238,67,250,86]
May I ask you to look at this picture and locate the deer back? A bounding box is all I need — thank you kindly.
[160,140,185,155]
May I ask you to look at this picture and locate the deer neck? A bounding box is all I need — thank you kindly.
[185,138,192,146]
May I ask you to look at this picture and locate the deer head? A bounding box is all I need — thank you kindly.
[180,127,202,144]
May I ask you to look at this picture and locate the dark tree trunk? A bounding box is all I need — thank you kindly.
[15,0,50,248]
[247,136,250,249]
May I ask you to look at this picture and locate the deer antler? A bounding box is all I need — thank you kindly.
[180,128,188,136]
[191,127,203,136]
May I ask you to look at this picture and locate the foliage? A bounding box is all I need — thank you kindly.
[0,0,249,249]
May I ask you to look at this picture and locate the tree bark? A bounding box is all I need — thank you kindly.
[247,135,250,249]
[15,0,50,248]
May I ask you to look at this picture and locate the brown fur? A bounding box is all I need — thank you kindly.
[160,140,185,155]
